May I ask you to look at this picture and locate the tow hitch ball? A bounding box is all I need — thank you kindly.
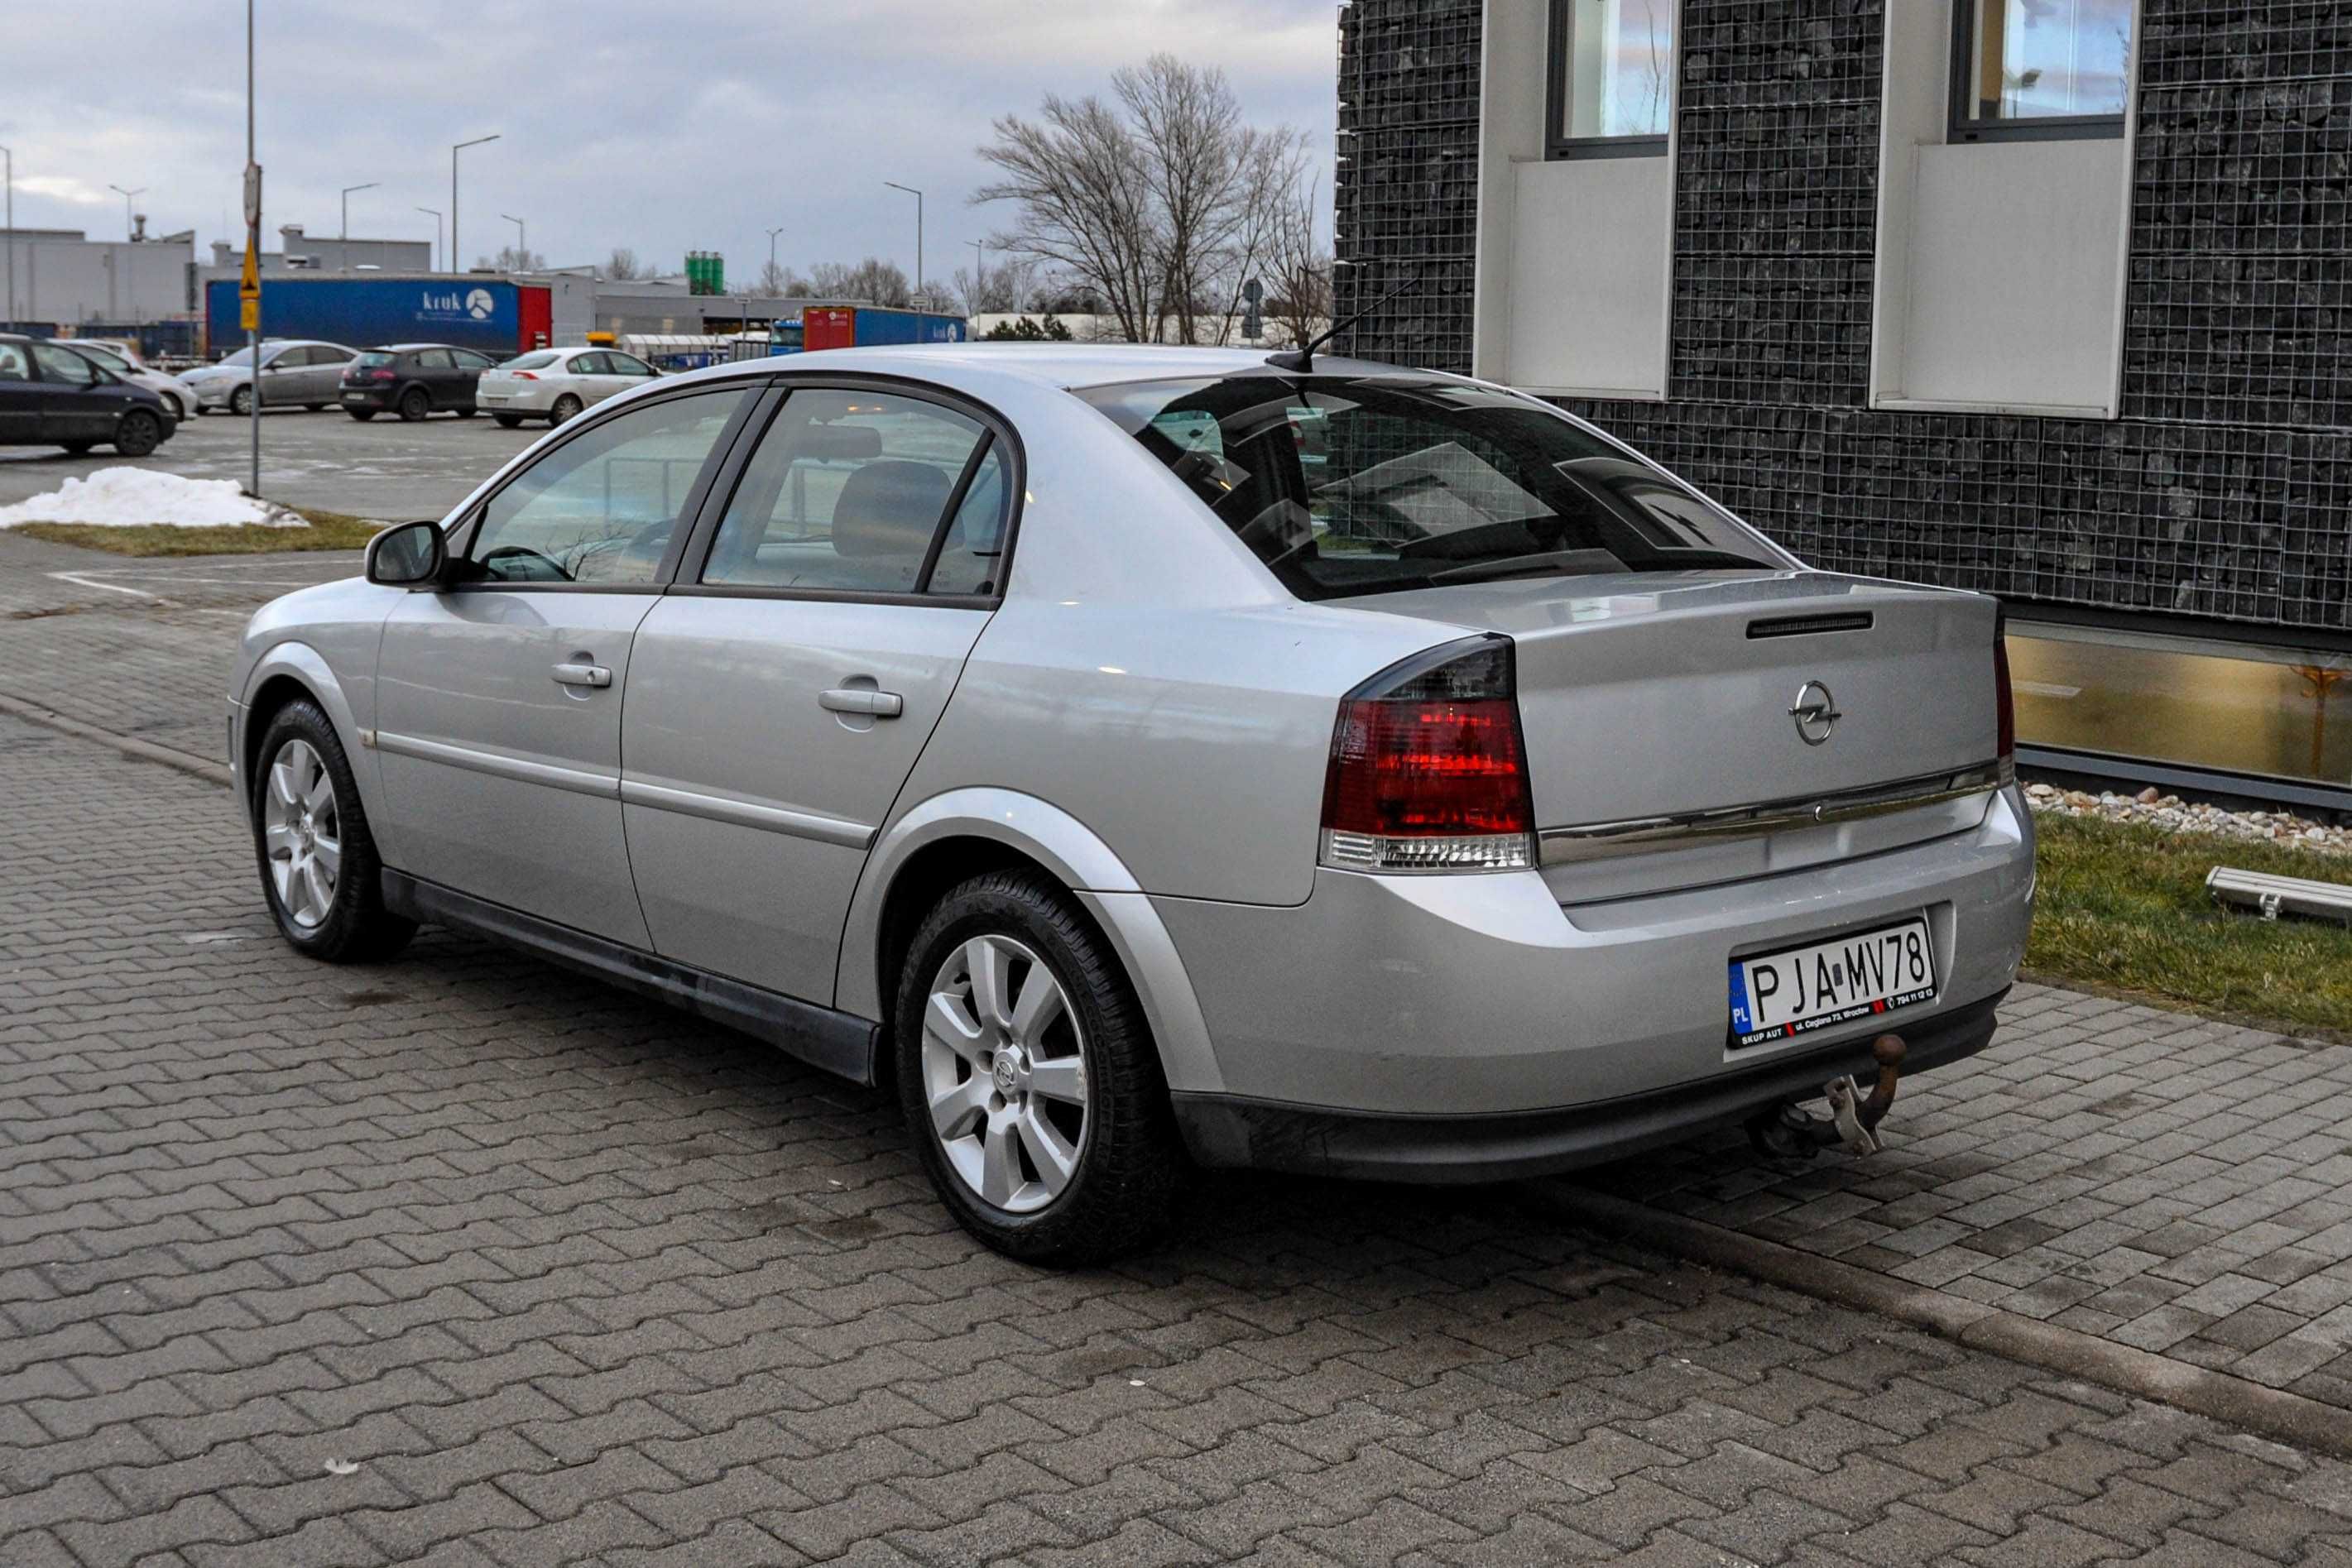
[1745,1033,1908,1160]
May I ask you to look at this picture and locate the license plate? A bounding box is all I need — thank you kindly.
[1730,918,1935,1048]
[341,392,368,401]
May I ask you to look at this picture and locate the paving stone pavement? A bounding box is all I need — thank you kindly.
[8,699,2352,1561]
[1571,988,2352,1405]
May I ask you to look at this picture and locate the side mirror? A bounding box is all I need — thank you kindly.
[366,520,446,587]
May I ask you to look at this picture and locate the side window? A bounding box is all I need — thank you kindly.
[608,352,654,376]
[415,348,455,370]
[1548,0,1678,157]
[454,349,493,370]
[924,444,1009,597]
[0,343,28,381]
[31,343,99,386]
[701,389,988,593]
[569,352,609,376]
[467,387,749,587]
[1951,0,2133,140]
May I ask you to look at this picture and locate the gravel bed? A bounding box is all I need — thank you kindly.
[2025,781,2352,860]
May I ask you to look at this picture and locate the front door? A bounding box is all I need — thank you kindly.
[370,383,757,943]
[622,384,1013,1001]
[0,341,41,442]
[28,341,127,444]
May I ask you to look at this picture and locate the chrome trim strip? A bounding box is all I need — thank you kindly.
[1538,760,2012,866]
[619,779,874,849]
[374,731,617,800]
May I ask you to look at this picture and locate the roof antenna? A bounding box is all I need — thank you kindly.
[1266,266,1425,373]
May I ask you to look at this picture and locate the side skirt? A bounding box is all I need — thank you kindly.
[381,870,880,1086]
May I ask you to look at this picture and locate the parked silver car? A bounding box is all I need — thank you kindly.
[181,338,359,415]
[228,345,2034,1262]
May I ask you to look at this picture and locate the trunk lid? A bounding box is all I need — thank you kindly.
[1335,570,2004,899]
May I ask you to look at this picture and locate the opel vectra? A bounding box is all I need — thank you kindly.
[229,345,2033,1262]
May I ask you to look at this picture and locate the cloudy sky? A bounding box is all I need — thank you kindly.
[5,1,1338,281]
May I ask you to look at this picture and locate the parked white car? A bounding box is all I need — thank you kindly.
[54,341,195,420]
[475,346,660,428]
[180,339,360,416]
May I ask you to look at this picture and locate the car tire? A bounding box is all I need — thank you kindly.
[229,386,254,417]
[549,394,583,426]
[112,410,162,458]
[492,413,523,429]
[250,700,415,964]
[398,387,430,422]
[348,409,377,421]
[894,870,1185,1264]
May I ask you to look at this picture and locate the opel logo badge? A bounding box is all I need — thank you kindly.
[1789,680,1841,746]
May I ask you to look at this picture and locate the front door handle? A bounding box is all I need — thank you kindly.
[551,662,612,688]
[819,688,904,718]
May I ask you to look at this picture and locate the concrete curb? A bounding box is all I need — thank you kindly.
[0,692,232,789]
[1540,1184,2352,1464]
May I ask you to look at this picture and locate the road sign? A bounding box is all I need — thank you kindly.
[239,240,260,298]
[240,297,259,331]
[242,163,262,231]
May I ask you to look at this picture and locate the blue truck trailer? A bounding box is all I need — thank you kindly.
[204,276,550,357]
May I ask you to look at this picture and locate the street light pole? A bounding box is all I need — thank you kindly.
[500,213,526,268]
[2,145,13,327]
[766,225,783,286]
[108,184,147,242]
[245,0,258,500]
[415,207,442,273]
[449,133,500,271]
[970,237,985,313]
[883,180,922,304]
[339,180,378,266]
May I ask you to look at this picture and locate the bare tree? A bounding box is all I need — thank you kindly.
[755,259,806,297]
[956,253,1039,316]
[1261,175,1332,348]
[805,257,912,306]
[602,247,646,281]
[976,55,1315,345]
[477,245,546,271]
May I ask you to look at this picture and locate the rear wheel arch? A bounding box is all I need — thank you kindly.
[841,792,1224,1098]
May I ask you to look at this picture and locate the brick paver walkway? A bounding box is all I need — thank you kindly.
[7,543,2352,1563]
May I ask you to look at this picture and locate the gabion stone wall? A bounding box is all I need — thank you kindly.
[1332,0,2352,636]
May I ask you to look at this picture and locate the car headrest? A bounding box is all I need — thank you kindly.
[833,460,952,559]
[799,422,885,463]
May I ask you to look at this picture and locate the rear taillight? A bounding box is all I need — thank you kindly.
[1320,636,1536,874]
[510,370,537,381]
[1994,609,2015,766]
[368,369,395,381]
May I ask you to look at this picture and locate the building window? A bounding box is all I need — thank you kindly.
[1547,0,1677,158]
[1950,0,2134,141]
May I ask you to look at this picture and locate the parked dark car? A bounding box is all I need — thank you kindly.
[339,343,499,422]
[0,333,174,457]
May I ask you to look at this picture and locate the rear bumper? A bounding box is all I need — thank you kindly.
[338,387,395,408]
[1173,990,2003,1182]
[1151,785,2034,1176]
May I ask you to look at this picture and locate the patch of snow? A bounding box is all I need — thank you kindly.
[0,468,306,529]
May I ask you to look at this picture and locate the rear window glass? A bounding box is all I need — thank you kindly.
[1077,375,1782,601]
[353,351,397,367]
[505,350,560,371]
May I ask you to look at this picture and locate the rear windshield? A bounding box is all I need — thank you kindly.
[505,350,560,370]
[353,351,397,367]
[1077,374,1783,601]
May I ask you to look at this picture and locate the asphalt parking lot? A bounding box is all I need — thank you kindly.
[7,540,2352,1564]
[0,405,542,521]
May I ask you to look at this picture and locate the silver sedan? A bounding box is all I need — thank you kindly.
[227,345,2035,1263]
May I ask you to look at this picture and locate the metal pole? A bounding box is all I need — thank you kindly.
[109,185,146,242]
[450,134,500,272]
[247,0,258,501]
[339,181,377,266]
[500,213,525,267]
[970,237,984,312]
[2,146,13,327]
[416,207,440,272]
[884,181,922,304]
[766,225,782,285]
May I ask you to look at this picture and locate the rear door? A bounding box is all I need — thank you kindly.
[305,346,355,402]
[450,348,494,410]
[28,341,125,444]
[412,348,457,408]
[369,383,759,942]
[621,382,1013,1001]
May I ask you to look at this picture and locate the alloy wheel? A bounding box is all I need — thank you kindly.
[920,933,1090,1214]
[262,739,341,929]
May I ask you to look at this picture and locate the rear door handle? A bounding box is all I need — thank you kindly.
[819,688,904,718]
[551,662,612,688]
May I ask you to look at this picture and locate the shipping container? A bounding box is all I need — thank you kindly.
[800,305,967,352]
[202,276,553,357]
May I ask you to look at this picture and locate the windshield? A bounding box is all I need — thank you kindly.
[506,350,560,370]
[214,347,257,367]
[1078,374,1785,601]
[69,344,128,371]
